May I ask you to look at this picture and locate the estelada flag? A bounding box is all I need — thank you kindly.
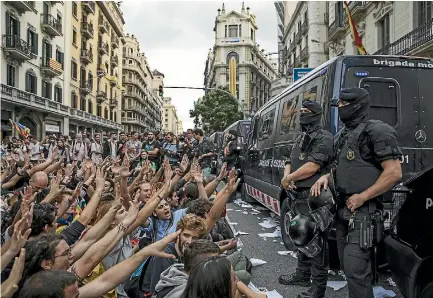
[9,119,30,138]
[343,1,368,55]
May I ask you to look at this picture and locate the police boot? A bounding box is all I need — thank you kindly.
[278,272,311,286]
[296,285,326,298]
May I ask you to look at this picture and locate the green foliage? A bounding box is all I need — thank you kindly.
[189,87,243,132]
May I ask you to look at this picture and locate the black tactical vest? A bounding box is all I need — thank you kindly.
[335,120,382,196]
[290,130,327,188]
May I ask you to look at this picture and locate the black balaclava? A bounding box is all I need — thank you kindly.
[300,100,322,132]
[338,87,370,129]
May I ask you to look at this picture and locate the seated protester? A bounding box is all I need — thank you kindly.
[153,239,220,298]
[18,232,181,298]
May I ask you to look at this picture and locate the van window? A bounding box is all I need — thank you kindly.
[303,85,318,102]
[259,109,275,140]
[280,95,299,136]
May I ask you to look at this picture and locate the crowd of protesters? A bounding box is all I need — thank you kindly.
[0,128,268,298]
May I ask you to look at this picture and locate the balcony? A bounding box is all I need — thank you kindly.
[81,22,94,39]
[82,1,95,14]
[79,81,92,95]
[374,19,433,56]
[98,16,109,34]
[111,35,119,49]
[300,46,309,61]
[110,98,118,108]
[2,35,32,62]
[80,49,93,64]
[70,108,122,129]
[111,55,119,66]
[301,19,308,35]
[98,41,108,55]
[40,57,62,77]
[121,117,141,125]
[349,1,367,21]
[41,14,62,37]
[1,84,69,115]
[96,91,107,104]
[328,20,346,41]
[295,32,301,44]
[107,76,117,87]
[6,1,36,14]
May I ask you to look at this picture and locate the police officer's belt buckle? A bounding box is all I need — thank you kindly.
[347,149,355,161]
[299,152,305,160]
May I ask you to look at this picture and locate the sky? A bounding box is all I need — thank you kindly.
[121,0,283,131]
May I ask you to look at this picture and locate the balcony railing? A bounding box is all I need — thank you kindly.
[111,55,119,66]
[328,20,346,41]
[349,1,367,20]
[96,91,107,104]
[301,46,309,61]
[80,49,93,64]
[110,98,118,107]
[111,35,119,48]
[81,22,94,39]
[41,14,62,36]
[374,19,433,56]
[80,80,92,95]
[82,1,95,14]
[40,57,62,76]
[98,41,108,55]
[98,16,109,34]
[2,35,32,61]
[301,19,308,35]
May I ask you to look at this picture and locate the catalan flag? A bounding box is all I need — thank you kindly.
[343,1,368,55]
[9,119,30,138]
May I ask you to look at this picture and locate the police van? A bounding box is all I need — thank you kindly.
[242,55,433,298]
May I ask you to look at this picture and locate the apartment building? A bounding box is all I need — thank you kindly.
[152,69,165,131]
[327,1,433,59]
[204,3,277,117]
[162,97,178,134]
[1,1,68,139]
[122,33,162,133]
[66,0,124,137]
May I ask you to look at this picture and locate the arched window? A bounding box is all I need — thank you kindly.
[25,69,37,94]
[226,52,239,64]
[54,83,62,103]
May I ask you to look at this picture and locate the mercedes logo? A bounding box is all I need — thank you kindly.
[415,129,427,144]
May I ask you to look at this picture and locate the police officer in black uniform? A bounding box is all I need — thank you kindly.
[223,130,240,171]
[311,87,403,298]
[279,100,333,298]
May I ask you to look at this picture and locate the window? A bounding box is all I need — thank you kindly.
[88,100,93,114]
[5,11,20,36]
[80,96,86,111]
[54,85,62,103]
[303,85,318,102]
[97,105,102,117]
[228,25,239,37]
[259,108,275,140]
[71,61,77,80]
[27,29,38,55]
[25,71,37,94]
[379,15,390,48]
[104,108,108,119]
[72,27,77,45]
[418,1,433,26]
[57,13,62,26]
[88,73,93,89]
[279,95,300,136]
[42,81,52,99]
[7,64,16,87]
[56,49,64,69]
[251,28,254,40]
[72,2,77,17]
[72,92,78,108]
[42,39,52,58]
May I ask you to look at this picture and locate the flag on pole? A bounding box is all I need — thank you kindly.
[343,1,368,55]
[9,119,30,138]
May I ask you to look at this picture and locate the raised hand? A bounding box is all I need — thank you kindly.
[1,248,26,298]
[122,197,139,227]
[9,218,32,255]
[227,176,240,193]
[178,154,189,173]
[95,167,106,190]
[218,163,228,180]
[142,230,181,259]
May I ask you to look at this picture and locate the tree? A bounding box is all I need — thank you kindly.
[189,87,244,133]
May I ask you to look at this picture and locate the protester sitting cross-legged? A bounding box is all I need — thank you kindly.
[18,231,181,298]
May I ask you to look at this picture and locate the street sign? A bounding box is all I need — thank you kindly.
[293,68,313,82]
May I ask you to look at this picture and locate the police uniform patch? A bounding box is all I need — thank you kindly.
[299,152,305,160]
[347,149,355,160]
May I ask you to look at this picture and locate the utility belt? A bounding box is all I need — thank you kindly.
[342,200,386,250]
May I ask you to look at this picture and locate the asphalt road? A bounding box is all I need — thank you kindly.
[226,196,402,298]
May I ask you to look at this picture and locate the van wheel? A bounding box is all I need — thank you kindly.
[280,198,296,250]
[420,281,433,298]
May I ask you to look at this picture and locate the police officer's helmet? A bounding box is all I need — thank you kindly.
[308,188,336,231]
[288,214,323,258]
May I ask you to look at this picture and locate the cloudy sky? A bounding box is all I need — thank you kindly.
[121,0,283,130]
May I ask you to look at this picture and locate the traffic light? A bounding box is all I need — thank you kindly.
[158,85,163,97]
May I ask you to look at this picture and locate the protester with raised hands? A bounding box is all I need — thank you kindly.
[19,231,181,298]
[1,248,26,298]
